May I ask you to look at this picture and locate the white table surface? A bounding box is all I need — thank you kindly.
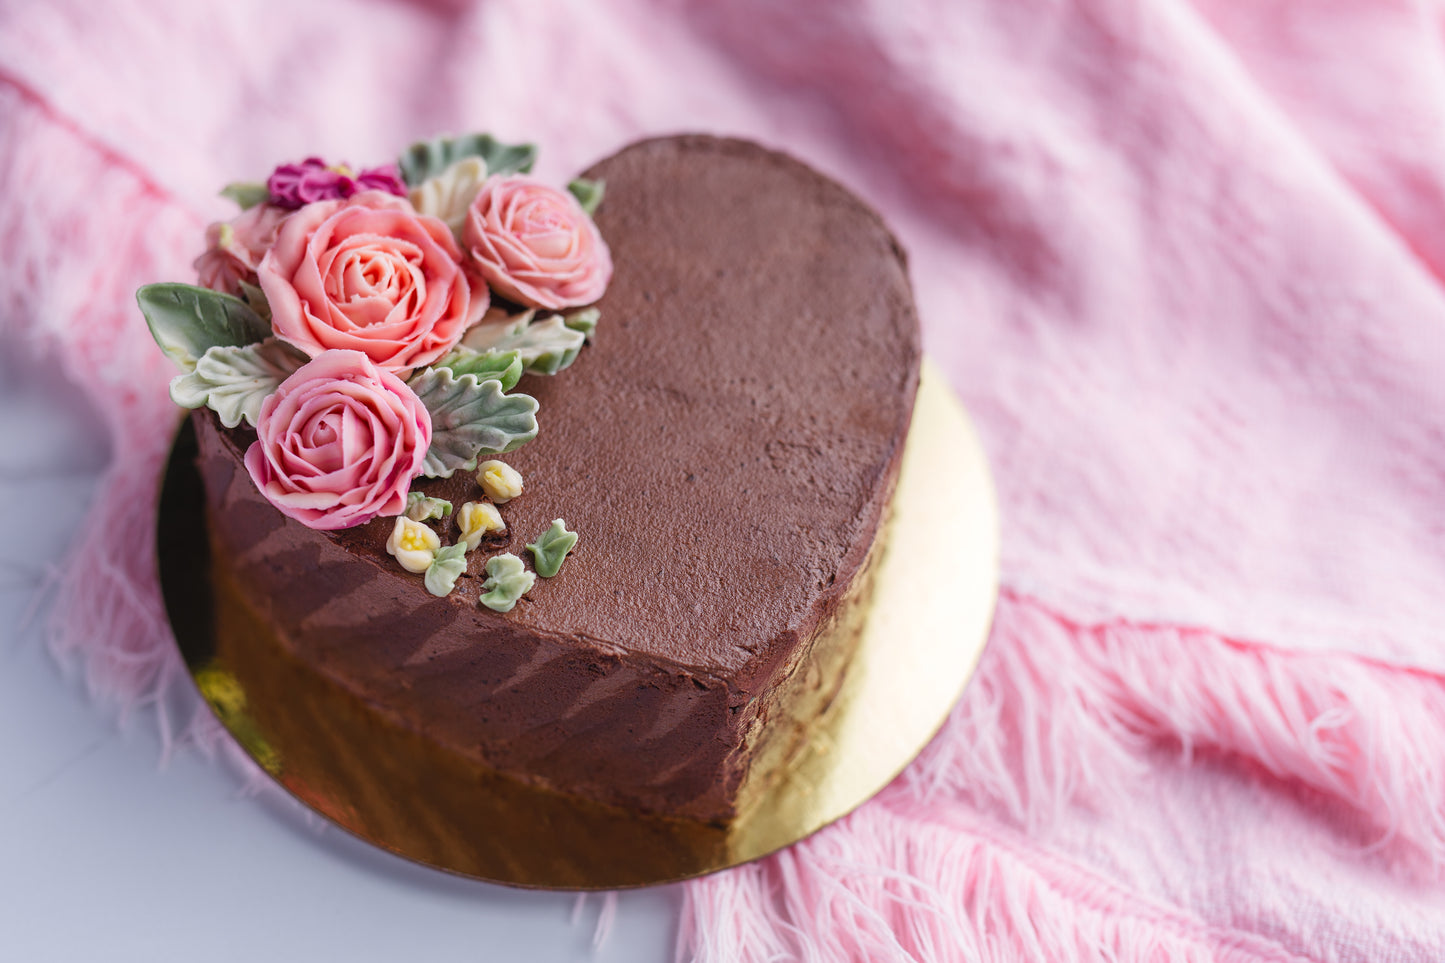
[0,344,678,962]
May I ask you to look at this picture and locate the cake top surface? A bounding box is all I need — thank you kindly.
[390,135,919,680]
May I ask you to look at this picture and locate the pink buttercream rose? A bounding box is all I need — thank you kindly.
[243,350,431,531]
[259,191,485,372]
[463,175,612,309]
[194,203,289,296]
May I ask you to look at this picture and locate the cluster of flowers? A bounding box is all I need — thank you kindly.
[161,139,611,532]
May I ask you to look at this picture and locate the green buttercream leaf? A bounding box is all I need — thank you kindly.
[398,133,537,187]
[168,339,307,428]
[566,177,604,217]
[405,491,453,522]
[219,181,270,209]
[464,310,587,376]
[432,348,524,391]
[424,543,469,598]
[479,552,534,613]
[409,367,540,478]
[527,519,578,578]
[562,307,600,339]
[138,283,272,372]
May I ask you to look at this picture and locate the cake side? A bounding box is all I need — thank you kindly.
[190,134,921,826]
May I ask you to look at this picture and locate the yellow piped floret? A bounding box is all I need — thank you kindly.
[399,529,432,552]
[476,460,524,503]
[458,500,505,551]
[386,516,440,574]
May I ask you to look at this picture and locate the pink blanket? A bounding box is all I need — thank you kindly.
[5,0,1445,958]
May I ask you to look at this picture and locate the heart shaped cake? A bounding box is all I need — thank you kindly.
[158,134,920,883]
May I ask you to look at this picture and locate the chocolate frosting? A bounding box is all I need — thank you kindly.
[197,135,920,824]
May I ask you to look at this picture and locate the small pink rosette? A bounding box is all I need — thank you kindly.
[463,175,612,310]
[243,350,431,531]
[194,203,289,297]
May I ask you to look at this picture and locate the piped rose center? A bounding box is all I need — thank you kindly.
[320,235,426,328]
[518,198,577,258]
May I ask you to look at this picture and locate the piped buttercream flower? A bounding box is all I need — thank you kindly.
[386,517,441,573]
[243,350,431,531]
[410,157,488,240]
[259,191,487,372]
[457,500,505,550]
[476,460,523,503]
[463,175,611,309]
[267,157,407,210]
[194,203,289,297]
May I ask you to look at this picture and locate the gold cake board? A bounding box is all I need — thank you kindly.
[157,359,999,888]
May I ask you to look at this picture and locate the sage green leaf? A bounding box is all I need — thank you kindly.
[398,132,537,187]
[567,177,604,217]
[220,181,270,209]
[409,367,540,478]
[562,307,600,339]
[460,308,587,374]
[168,339,306,428]
[138,283,272,371]
[424,543,469,598]
[405,492,453,522]
[479,552,534,613]
[506,315,587,375]
[527,519,578,578]
[431,348,524,391]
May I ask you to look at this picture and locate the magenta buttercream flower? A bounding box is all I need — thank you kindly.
[259,191,486,372]
[463,175,612,309]
[267,157,407,210]
[243,350,431,531]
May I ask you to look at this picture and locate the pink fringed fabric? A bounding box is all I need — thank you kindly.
[5,0,1445,958]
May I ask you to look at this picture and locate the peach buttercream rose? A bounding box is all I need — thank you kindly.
[463,175,611,309]
[244,350,432,531]
[259,191,485,372]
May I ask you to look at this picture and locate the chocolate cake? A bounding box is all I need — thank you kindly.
[179,135,920,880]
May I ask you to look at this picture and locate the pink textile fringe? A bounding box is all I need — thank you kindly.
[677,592,1445,960]
[680,805,1315,963]
[0,79,249,774]
[922,592,1445,864]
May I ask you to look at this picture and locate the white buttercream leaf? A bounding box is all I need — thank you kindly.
[424,543,469,598]
[168,339,308,428]
[460,307,535,352]
[479,552,534,613]
[138,282,272,371]
[409,367,540,478]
